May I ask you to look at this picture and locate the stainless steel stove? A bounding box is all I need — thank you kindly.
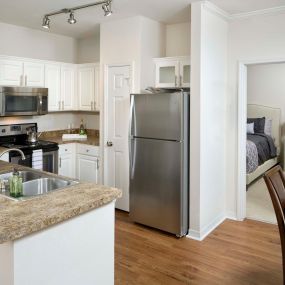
[0,123,59,174]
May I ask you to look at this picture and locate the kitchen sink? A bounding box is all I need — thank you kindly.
[0,170,43,182]
[22,178,78,197]
[0,170,78,201]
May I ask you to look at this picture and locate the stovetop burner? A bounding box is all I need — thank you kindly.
[1,140,59,152]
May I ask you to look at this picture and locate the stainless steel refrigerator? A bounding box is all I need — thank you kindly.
[129,89,189,237]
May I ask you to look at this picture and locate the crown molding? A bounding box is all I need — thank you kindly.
[198,1,285,21]
[202,1,231,21]
[231,5,285,20]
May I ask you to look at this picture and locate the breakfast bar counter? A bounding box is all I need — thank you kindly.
[0,160,121,285]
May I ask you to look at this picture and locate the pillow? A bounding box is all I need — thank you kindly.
[247,123,254,134]
[247,117,265,133]
[264,118,272,137]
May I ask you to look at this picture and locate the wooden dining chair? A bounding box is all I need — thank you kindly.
[264,165,285,285]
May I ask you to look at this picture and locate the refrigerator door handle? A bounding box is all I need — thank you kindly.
[129,95,135,178]
[129,94,135,137]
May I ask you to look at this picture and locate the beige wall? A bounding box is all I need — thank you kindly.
[166,22,191,57]
[77,34,100,63]
[0,22,77,63]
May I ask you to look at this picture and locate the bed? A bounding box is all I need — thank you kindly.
[246,104,281,185]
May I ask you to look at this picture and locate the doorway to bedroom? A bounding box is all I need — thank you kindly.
[245,62,285,224]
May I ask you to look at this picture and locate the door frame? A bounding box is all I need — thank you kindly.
[237,57,285,220]
[102,62,135,185]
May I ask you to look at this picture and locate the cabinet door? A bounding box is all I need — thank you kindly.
[24,62,45,87]
[61,66,76,111]
[59,153,75,178]
[45,64,61,111]
[94,66,100,111]
[78,67,95,111]
[155,60,179,88]
[179,60,190,88]
[0,59,23,86]
[77,154,99,183]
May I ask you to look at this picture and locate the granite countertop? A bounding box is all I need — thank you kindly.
[40,129,100,146]
[0,161,121,244]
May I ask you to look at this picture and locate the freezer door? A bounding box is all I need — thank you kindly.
[129,137,188,236]
[130,92,187,141]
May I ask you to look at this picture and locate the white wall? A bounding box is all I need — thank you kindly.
[189,1,228,240]
[77,34,100,63]
[166,22,191,57]
[247,63,285,136]
[0,22,77,63]
[227,10,285,218]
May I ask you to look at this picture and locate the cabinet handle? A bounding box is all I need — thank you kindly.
[62,101,64,110]
[86,149,89,153]
[96,159,99,170]
[25,75,27,86]
[59,157,62,168]
[91,101,93,110]
[58,101,61,110]
[180,75,182,87]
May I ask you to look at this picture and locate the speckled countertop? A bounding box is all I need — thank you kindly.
[0,161,121,244]
[40,129,100,146]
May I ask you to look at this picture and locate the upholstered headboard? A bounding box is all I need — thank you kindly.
[247,104,281,153]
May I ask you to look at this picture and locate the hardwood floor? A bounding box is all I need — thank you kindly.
[115,211,282,285]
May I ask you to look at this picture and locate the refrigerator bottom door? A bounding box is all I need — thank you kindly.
[130,138,188,236]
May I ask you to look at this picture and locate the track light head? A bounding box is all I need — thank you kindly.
[42,16,50,29]
[102,1,112,17]
[68,12,77,24]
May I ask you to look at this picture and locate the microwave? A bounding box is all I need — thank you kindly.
[0,86,48,116]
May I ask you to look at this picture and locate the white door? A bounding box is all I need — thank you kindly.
[61,66,75,110]
[0,59,23,86]
[179,60,191,88]
[155,60,179,88]
[77,154,99,183]
[45,64,61,111]
[94,66,100,111]
[59,153,74,178]
[104,65,131,211]
[78,67,94,111]
[24,62,45,87]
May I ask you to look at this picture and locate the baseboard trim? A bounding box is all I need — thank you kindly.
[187,213,226,241]
[226,211,238,221]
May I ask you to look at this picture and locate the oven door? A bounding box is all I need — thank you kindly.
[43,150,58,174]
[2,93,40,116]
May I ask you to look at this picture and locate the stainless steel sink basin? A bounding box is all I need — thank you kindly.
[22,178,78,197]
[0,170,43,182]
[0,170,79,201]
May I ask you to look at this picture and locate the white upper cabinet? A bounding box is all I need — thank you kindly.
[78,64,100,111]
[154,56,190,88]
[0,59,45,87]
[0,59,23,86]
[61,65,76,111]
[0,56,100,112]
[23,62,45,87]
[45,64,61,111]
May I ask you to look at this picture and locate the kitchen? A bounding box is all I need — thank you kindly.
[0,0,283,284]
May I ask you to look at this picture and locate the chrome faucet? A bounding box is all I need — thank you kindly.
[0,149,26,161]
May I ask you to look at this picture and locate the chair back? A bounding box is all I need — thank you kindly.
[264,165,285,284]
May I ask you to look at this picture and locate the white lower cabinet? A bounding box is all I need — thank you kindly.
[77,154,99,184]
[58,143,100,184]
[58,144,76,178]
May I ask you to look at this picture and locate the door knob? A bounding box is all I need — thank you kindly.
[107,141,113,147]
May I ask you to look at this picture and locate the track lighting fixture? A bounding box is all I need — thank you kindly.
[42,16,50,29]
[102,1,112,17]
[68,12,77,24]
[42,0,113,29]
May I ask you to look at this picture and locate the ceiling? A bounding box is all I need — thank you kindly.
[0,0,284,39]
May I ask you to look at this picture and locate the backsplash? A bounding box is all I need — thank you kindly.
[0,113,100,132]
